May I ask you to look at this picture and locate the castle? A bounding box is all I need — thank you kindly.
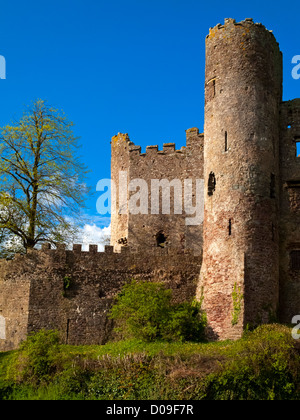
[0,18,300,350]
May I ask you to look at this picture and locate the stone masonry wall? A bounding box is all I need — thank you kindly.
[0,255,31,351]
[110,133,131,251]
[111,129,204,255]
[0,245,201,351]
[279,99,300,323]
[198,18,283,340]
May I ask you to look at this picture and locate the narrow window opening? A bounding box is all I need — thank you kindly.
[66,319,70,345]
[208,172,216,196]
[291,250,300,270]
[156,231,167,248]
[225,131,228,152]
[270,173,276,198]
[228,219,232,236]
[206,78,217,103]
[295,139,300,157]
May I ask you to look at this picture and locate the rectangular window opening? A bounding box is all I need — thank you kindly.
[296,140,300,158]
[291,250,300,270]
[225,131,228,152]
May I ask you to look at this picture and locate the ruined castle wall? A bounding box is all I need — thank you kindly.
[127,140,187,251]
[0,245,201,350]
[279,99,300,322]
[111,133,131,251]
[111,130,204,254]
[199,19,283,340]
[185,129,205,254]
[0,255,31,351]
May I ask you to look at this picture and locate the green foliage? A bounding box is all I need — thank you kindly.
[86,355,159,400]
[231,282,243,326]
[0,99,90,253]
[63,276,72,292]
[8,329,61,385]
[0,325,300,400]
[205,324,300,400]
[109,280,206,342]
[109,280,171,341]
[163,301,207,342]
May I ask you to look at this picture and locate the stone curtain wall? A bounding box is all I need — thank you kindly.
[0,255,32,351]
[111,129,204,255]
[279,99,300,322]
[0,245,201,351]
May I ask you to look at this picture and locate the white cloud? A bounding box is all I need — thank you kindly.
[78,223,111,251]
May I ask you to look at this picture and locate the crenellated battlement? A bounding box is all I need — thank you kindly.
[40,242,116,254]
[111,132,131,144]
[129,141,186,157]
[27,243,199,257]
[112,129,203,160]
[207,18,277,40]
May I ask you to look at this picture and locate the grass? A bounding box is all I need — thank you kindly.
[0,324,299,400]
[59,338,231,358]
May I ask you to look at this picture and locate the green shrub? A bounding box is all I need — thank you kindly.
[109,280,206,342]
[51,366,91,399]
[204,324,300,400]
[0,381,14,400]
[109,281,171,341]
[86,355,159,400]
[9,329,61,385]
[163,301,206,342]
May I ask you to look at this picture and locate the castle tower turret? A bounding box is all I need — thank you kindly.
[110,133,131,251]
[198,19,283,339]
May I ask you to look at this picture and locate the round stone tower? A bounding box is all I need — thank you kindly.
[198,18,283,340]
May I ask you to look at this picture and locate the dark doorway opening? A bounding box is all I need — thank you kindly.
[156,231,167,248]
[291,250,300,270]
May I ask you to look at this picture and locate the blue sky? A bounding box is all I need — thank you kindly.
[0,0,299,234]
